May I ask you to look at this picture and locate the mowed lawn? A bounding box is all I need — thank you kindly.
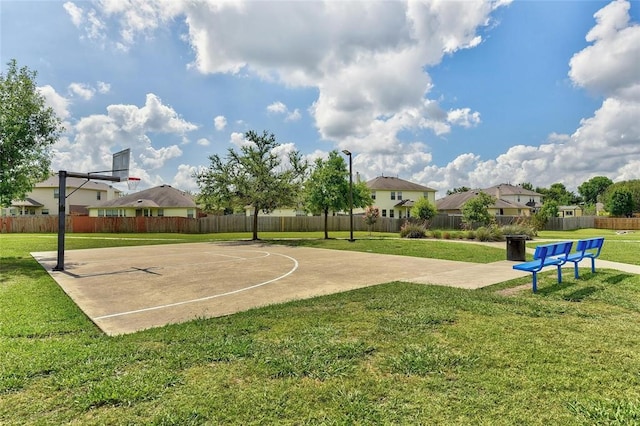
[1,231,640,424]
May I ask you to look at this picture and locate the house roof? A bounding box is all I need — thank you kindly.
[436,190,533,211]
[366,176,436,192]
[36,174,120,192]
[10,198,44,208]
[89,185,195,209]
[483,183,542,197]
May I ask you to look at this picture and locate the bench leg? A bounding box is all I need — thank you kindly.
[573,262,579,279]
[557,265,563,284]
[532,272,537,293]
[591,258,596,273]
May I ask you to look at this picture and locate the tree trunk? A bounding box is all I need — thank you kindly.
[252,208,259,240]
[324,208,329,239]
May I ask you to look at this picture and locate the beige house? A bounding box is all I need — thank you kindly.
[2,174,122,216]
[436,184,542,216]
[558,205,583,218]
[88,185,198,218]
[366,176,437,219]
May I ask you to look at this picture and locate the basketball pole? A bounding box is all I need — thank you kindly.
[53,170,122,271]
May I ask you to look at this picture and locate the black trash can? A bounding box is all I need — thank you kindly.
[506,235,527,261]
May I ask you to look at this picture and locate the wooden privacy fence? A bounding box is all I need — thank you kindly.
[2,214,637,234]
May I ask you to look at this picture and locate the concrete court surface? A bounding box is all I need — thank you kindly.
[32,241,531,335]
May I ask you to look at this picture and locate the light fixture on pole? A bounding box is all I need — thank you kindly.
[342,149,355,242]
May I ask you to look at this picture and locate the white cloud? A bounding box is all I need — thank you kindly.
[63,2,83,27]
[229,132,246,148]
[97,81,111,94]
[68,82,96,100]
[197,138,210,146]
[37,85,71,121]
[267,101,287,114]
[172,164,199,192]
[214,115,227,130]
[447,108,481,128]
[74,1,503,155]
[52,93,197,178]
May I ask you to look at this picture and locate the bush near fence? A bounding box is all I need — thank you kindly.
[2,214,639,234]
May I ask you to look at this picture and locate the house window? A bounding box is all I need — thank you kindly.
[42,209,49,215]
[187,209,195,219]
[54,188,60,199]
[158,208,164,217]
[390,209,395,218]
[517,195,521,202]
[98,209,105,217]
[371,191,376,200]
[382,209,387,217]
[97,191,102,200]
[565,211,573,217]
[397,192,402,201]
[143,209,151,217]
[423,192,429,198]
[391,192,396,200]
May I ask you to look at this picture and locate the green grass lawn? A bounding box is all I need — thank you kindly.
[1,231,640,424]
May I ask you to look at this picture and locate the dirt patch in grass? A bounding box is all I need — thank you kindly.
[495,284,530,297]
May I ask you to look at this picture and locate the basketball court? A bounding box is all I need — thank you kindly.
[32,241,529,335]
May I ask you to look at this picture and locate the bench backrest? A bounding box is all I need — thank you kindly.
[575,237,604,255]
[533,241,573,260]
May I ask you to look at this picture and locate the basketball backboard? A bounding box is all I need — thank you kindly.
[112,148,130,182]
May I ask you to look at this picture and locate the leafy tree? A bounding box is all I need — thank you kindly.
[602,180,640,214]
[532,200,559,231]
[0,59,63,206]
[410,197,436,224]
[536,183,579,205]
[363,206,379,235]
[461,192,495,228]
[195,130,306,240]
[446,186,470,195]
[607,188,634,217]
[578,176,613,205]
[304,151,349,239]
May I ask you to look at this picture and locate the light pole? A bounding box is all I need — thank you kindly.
[342,149,354,242]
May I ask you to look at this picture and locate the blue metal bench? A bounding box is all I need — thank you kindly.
[512,241,573,292]
[566,237,605,279]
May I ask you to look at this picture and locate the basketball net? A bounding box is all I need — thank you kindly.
[127,177,141,191]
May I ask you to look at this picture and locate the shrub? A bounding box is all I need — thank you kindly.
[490,226,504,241]
[442,231,451,240]
[501,223,536,240]
[400,222,426,239]
[466,231,476,240]
[431,230,442,239]
[475,227,492,241]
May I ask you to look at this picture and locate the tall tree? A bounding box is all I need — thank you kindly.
[0,59,63,206]
[305,151,349,239]
[410,197,437,223]
[519,182,534,191]
[195,130,306,240]
[305,150,372,239]
[602,180,640,213]
[536,183,579,205]
[607,188,634,217]
[578,176,613,205]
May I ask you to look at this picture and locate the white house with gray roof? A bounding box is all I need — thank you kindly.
[88,184,199,218]
[366,176,437,219]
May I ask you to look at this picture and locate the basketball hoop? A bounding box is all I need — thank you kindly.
[127,177,141,191]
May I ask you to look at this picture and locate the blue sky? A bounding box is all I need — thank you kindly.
[1,0,639,197]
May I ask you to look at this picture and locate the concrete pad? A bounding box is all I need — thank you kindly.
[32,241,531,335]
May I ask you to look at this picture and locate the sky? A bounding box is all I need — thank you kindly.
[1,0,639,198]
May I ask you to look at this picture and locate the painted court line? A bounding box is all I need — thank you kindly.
[94,251,299,320]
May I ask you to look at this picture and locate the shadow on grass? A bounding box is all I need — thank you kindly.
[563,286,598,302]
[0,257,49,283]
[604,273,634,285]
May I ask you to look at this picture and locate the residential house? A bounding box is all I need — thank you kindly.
[366,176,437,219]
[558,205,583,218]
[2,174,122,216]
[436,184,543,216]
[88,184,198,218]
